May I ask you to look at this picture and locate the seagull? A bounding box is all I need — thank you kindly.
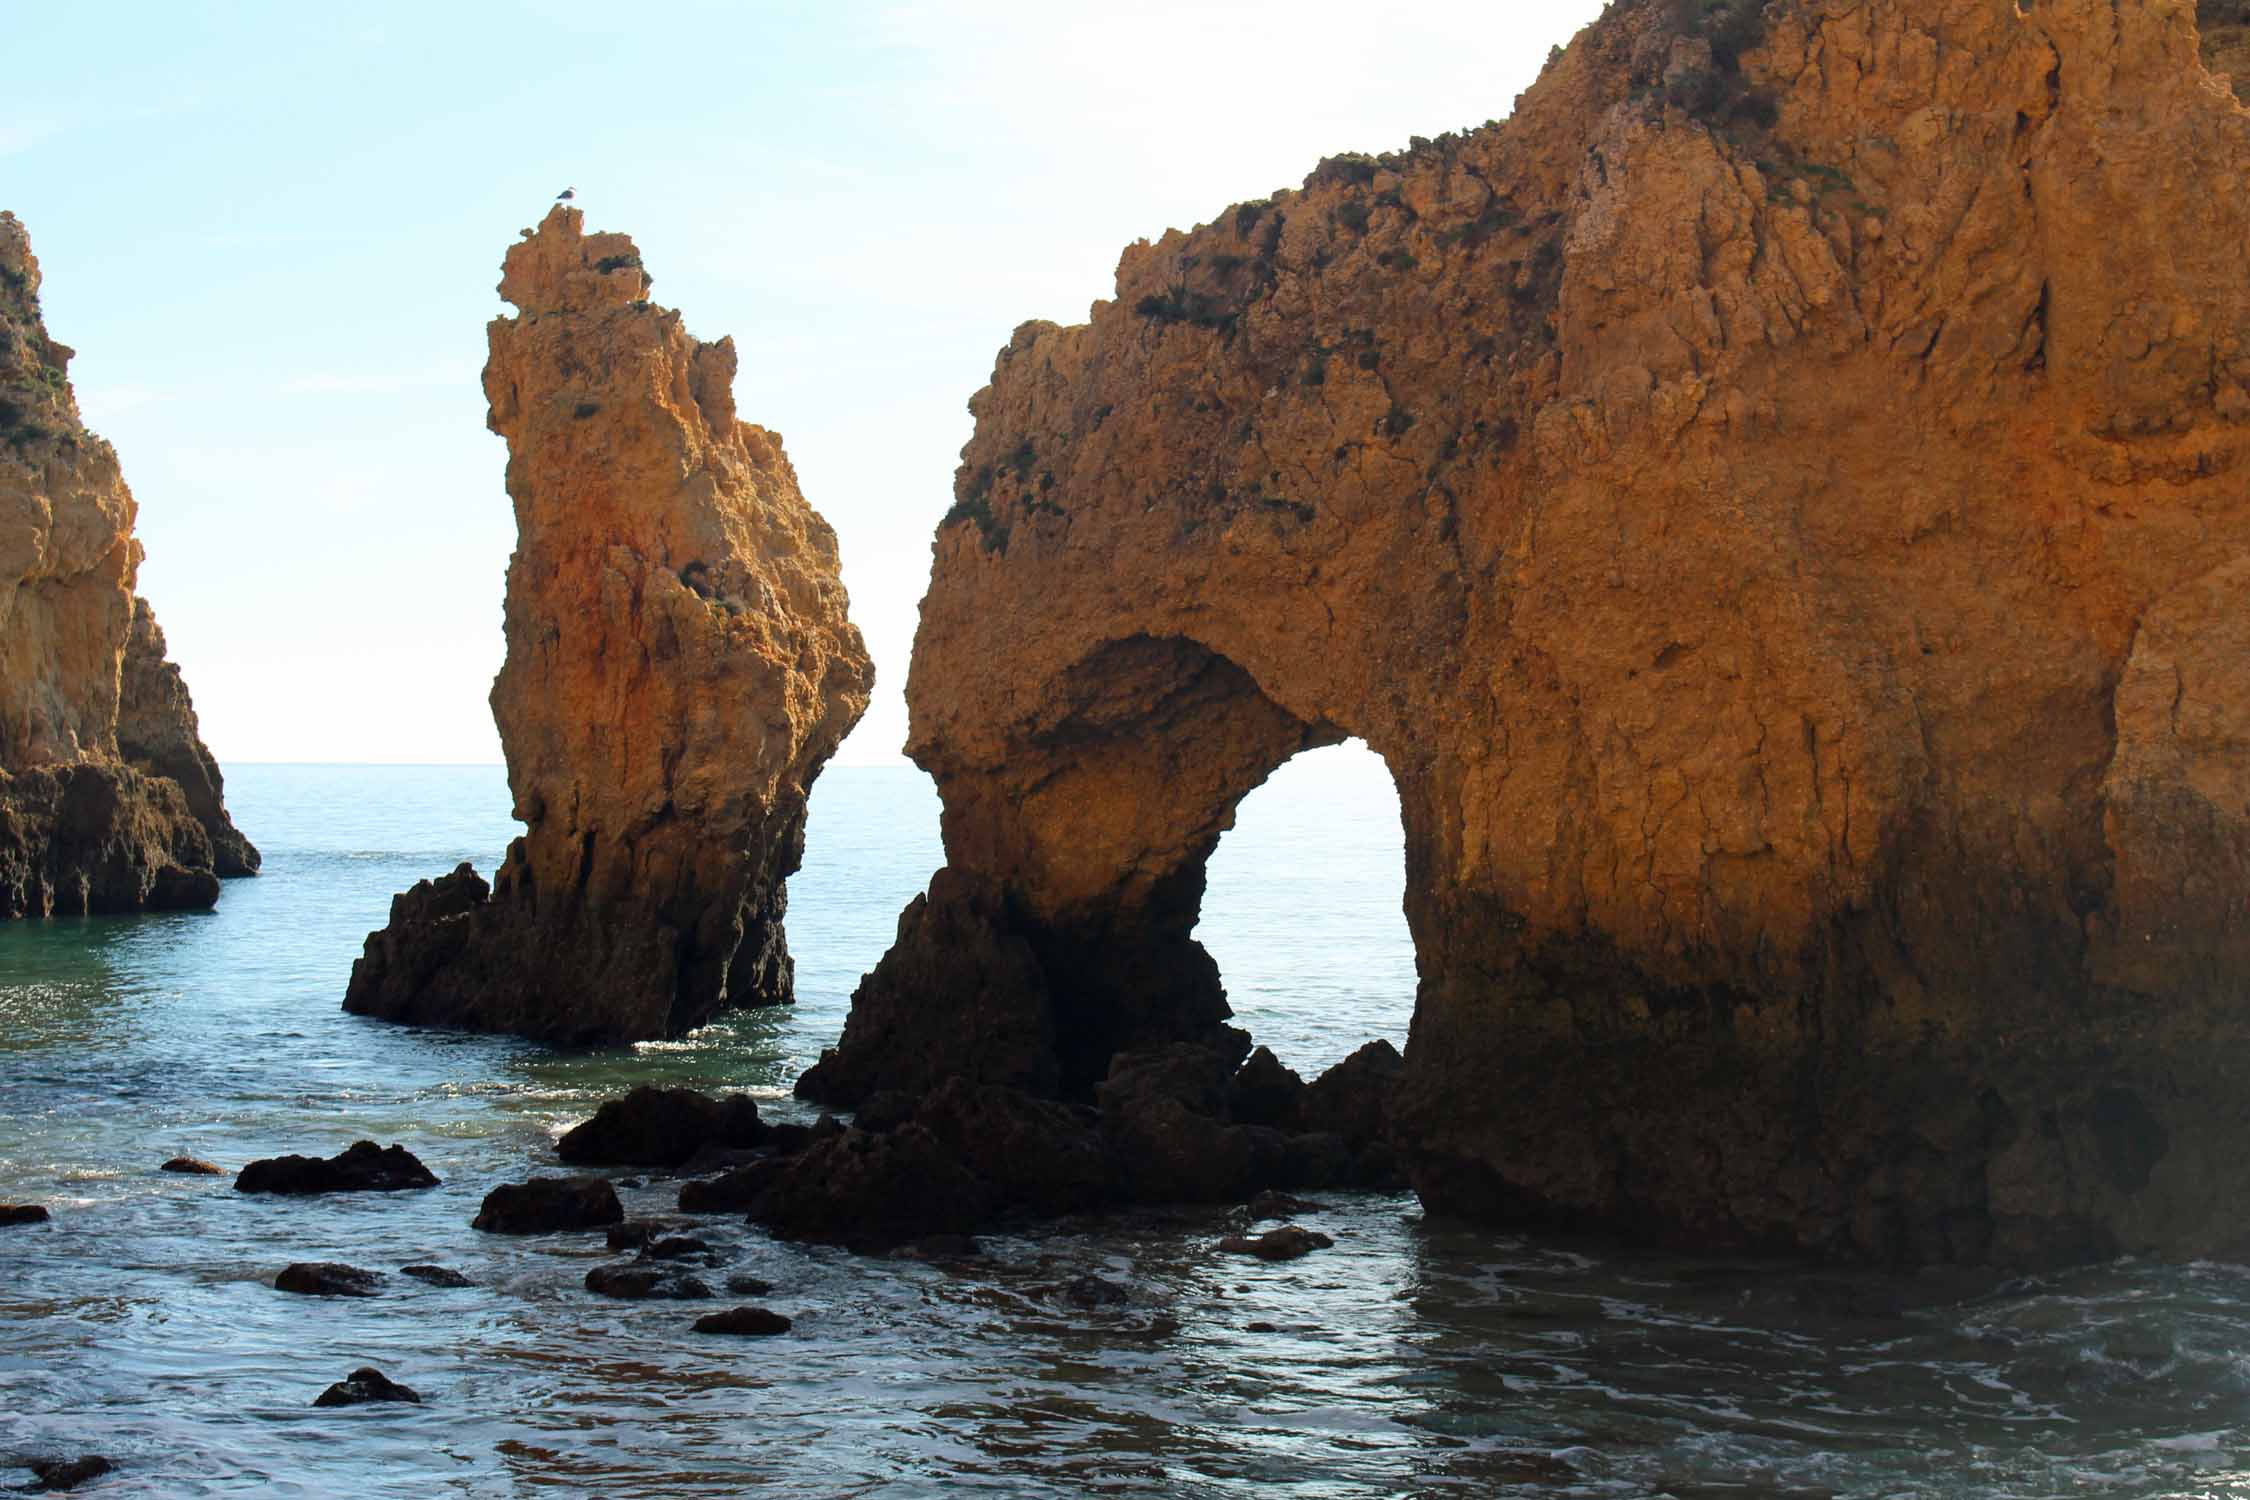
[556,187,575,202]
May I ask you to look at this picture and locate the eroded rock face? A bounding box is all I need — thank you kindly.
[811,0,2250,1265]
[343,207,872,1042]
[0,213,251,915]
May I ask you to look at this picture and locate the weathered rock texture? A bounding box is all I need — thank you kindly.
[0,212,254,916]
[344,207,871,1042]
[806,0,2250,1266]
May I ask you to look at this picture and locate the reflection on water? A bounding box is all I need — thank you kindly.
[1,764,2246,1496]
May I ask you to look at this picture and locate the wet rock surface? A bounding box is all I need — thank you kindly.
[472,1176,622,1235]
[1218,1226,1334,1262]
[235,1141,438,1195]
[585,1264,714,1301]
[399,1264,473,1288]
[557,1086,766,1168]
[692,1306,792,1336]
[0,1204,50,1227]
[312,1368,421,1408]
[275,1263,384,1297]
[24,1455,113,1492]
[159,1157,224,1176]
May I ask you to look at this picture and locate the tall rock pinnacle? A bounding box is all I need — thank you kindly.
[803,0,2250,1265]
[0,211,256,915]
[344,206,873,1043]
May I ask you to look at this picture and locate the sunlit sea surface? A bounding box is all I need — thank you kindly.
[4,754,2249,1497]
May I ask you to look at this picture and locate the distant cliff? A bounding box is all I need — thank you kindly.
[807,0,2250,1266]
[344,207,872,1043]
[0,212,255,916]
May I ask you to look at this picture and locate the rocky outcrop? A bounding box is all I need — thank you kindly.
[806,0,2250,1265]
[0,213,252,916]
[343,207,872,1043]
[235,1141,440,1195]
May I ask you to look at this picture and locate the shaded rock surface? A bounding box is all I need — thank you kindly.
[399,1264,473,1288]
[472,1175,622,1235]
[25,1456,113,1492]
[805,0,2250,1265]
[692,1305,791,1335]
[0,1203,50,1226]
[1219,1226,1334,1262]
[235,1141,438,1195]
[557,1085,766,1167]
[584,1263,713,1301]
[312,1368,421,1408]
[275,1262,384,1297]
[0,213,251,918]
[342,206,872,1044]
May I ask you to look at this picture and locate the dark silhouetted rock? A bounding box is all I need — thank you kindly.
[235,1141,439,1195]
[472,1176,622,1234]
[1228,1046,1306,1130]
[1218,1225,1334,1262]
[312,1367,421,1407]
[606,1218,693,1251]
[1098,1045,1255,1202]
[275,1262,384,1297]
[852,1090,920,1133]
[912,1078,1115,1215]
[692,1306,792,1336]
[159,1156,224,1176]
[748,1124,992,1246]
[400,1264,473,1287]
[1245,1321,1279,1333]
[556,1085,767,1167]
[1303,1040,1402,1147]
[638,1234,716,1263]
[584,1263,713,1300]
[26,1455,114,1492]
[891,1233,983,1261]
[1246,1190,1328,1222]
[678,1158,791,1214]
[0,1203,50,1227]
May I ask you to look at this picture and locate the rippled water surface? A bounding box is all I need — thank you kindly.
[3,757,2248,1496]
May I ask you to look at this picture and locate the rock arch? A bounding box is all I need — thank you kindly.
[805,0,2250,1265]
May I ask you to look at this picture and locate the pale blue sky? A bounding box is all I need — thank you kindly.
[7,0,1603,764]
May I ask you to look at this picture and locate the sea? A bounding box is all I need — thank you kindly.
[3,754,2249,1498]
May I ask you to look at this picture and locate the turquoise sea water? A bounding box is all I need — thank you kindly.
[4,758,2250,1497]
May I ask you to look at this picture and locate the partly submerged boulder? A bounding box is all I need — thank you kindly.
[235,1142,438,1196]
[556,1085,767,1168]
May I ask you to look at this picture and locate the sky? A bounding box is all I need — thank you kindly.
[6,0,1607,766]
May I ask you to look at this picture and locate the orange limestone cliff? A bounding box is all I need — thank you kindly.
[344,207,872,1043]
[0,212,257,915]
[802,0,2250,1265]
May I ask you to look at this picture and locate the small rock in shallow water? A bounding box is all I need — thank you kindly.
[725,1273,775,1297]
[1217,1225,1334,1262]
[0,1204,51,1227]
[400,1264,473,1287]
[1245,1189,1327,1222]
[584,1264,714,1300]
[1245,1320,1279,1333]
[236,1141,438,1195]
[472,1175,622,1234]
[313,1367,421,1407]
[606,1218,691,1251]
[637,1234,715,1262]
[276,1262,384,1297]
[693,1306,792,1336]
[160,1157,224,1176]
[26,1455,114,1491]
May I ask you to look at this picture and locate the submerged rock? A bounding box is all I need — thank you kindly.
[312,1368,421,1408]
[584,1263,713,1301]
[159,1156,224,1176]
[0,1203,50,1227]
[1218,1226,1334,1262]
[1245,1190,1327,1223]
[0,214,253,921]
[399,1264,473,1288]
[235,1141,439,1196]
[342,206,872,1044]
[692,1306,791,1336]
[556,1086,767,1167]
[725,1273,776,1297]
[275,1262,384,1297]
[472,1176,622,1235]
[25,1455,114,1492]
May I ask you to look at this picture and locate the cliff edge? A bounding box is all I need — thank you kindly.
[804,0,2250,1266]
[343,207,872,1043]
[0,212,255,915]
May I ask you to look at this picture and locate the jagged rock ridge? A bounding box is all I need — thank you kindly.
[804,0,2250,1266]
[344,207,872,1043]
[0,211,256,915]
